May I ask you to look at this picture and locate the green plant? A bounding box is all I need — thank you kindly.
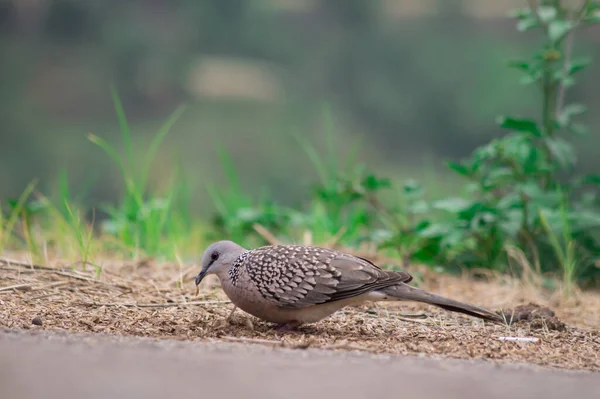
[539,194,578,297]
[0,180,39,255]
[201,2,600,291]
[206,106,396,248]
[207,147,289,248]
[291,127,390,245]
[396,0,600,288]
[56,172,99,275]
[89,86,187,258]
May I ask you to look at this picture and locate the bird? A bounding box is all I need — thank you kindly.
[193,240,504,330]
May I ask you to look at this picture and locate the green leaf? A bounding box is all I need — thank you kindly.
[561,76,576,88]
[583,10,600,24]
[576,174,600,186]
[519,73,541,85]
[507,8,532,19]
[548,20,575,43]
[517,181,544,199]
[484,167,515,188]
[27,199,49,214]
[517,17,539,31]
[507,60,531,72]
[446,161,471,177]
[522,146,544,175]
[496,116,541,136]
[568,123,589,136]
[537,6,557,23]
[472,141,498,161]
[431,198,472,213]
[408,200,429,214]
[567,210,600,232]
[544,137,576,170]
[587,1,600,12]
[470,212,496,231]
[502,134,533,164]
[558,103,588,127]
[440,230,467,249]
[499,209,523,237]
[418,222,453,238]
[402,179,423,198]
[496,193,521,211]
[361,174,391,191]
[568,58,592,75]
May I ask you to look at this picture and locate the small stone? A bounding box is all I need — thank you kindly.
[32,317,43,326]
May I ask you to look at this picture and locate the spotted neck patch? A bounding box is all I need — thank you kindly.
[228,250,252,286]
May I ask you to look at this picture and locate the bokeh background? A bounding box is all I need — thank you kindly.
[2,0,600,216]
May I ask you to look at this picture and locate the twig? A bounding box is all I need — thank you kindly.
[30,281,71,291]
[396,316,431,324]
[322,342,370,352]
[0,257,122,280]
[25,292,62,302]
[0,266,35,273]
[0,258,130,291]
[53,271,130,290]
[220,336,282,346]
[252,223,281,245]
[0,283,33,293]
[324,226,347,248]
[167,264,199,285]
[498,336,539,343]
[0,257,47,270]
[78,299,231,308]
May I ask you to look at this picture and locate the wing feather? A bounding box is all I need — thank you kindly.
[244,245,412,308]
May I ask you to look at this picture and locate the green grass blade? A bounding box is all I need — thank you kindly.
[217,147,246,208]
[321,102,338,177]
[88,133,129,183]
[539,210,565,264]
[0,179,37,250]
[206,184,228,218]
[110,85,134,174]
[140,104,187,192]
[88,132,142,207]
[291,131,328,185]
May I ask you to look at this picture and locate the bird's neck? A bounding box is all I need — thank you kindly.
[216,250,250,288]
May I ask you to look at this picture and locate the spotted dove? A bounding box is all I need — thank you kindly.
[194,240,504,329]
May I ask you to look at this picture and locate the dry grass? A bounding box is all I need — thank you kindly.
[1,252,599,372]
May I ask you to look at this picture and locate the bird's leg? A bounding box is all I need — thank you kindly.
[274,320,302,333]
[244,317,254,331]
[225,306,238,323]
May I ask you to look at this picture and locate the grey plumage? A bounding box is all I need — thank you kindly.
[194,240,504,328]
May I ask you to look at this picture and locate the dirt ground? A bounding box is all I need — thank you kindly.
[1,253,599,371]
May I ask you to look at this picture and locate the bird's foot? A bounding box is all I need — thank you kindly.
[225,306,238,323]
[274,320,302,333]
[219,306,254,331]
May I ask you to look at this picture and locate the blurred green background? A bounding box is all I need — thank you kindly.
[1,0,600,216]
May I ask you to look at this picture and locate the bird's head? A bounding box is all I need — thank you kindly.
[194,240,246,288]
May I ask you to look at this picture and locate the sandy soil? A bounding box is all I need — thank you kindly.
[1,254,599,371]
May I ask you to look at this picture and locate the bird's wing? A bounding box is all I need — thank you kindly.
[244,245,412,308]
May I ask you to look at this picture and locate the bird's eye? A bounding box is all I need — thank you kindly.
[210,252,220,261]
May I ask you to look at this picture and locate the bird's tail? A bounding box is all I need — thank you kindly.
[380,283,504,324]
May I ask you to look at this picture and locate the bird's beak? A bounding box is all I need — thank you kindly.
[194,269,207,287]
